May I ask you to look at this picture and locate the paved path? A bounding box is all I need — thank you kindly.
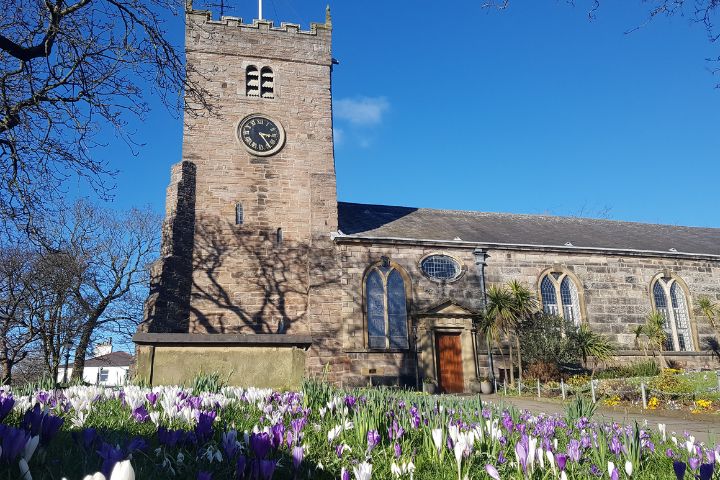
[479,395,720,444]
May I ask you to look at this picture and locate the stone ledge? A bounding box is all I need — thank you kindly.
[133,333,313,347]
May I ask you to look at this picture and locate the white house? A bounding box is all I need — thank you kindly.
[58,347,133,386]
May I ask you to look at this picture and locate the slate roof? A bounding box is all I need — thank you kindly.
[337,202,720,257]
[85,351,133,368]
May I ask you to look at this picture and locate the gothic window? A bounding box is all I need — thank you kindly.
[539,270,582,326]
[276,228,283,246]
[260,67,275,98]
[364,262,409,350]
[246,65,260,97]
[651,276,694,352]
[235,203,244,225]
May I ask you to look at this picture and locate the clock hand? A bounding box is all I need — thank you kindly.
[258,132,272,147]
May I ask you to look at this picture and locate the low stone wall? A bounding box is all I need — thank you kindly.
[134,333,310,388]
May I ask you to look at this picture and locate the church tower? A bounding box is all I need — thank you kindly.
[135,5,342,387]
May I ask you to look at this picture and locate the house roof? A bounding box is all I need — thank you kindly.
[337,202,720,257]
[85,351,133,368]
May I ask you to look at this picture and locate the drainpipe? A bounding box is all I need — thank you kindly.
[473,248,495,382]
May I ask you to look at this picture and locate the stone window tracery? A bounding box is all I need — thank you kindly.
[651,276,694,352]
[539,270,582,326]
[364,262,409,350]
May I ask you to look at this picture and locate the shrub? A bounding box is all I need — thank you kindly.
[595,360,660,379]
[524,361,561,383]
[648,370,693,395]
[519,314,580,368]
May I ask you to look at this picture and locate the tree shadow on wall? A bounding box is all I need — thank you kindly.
[188,218,340,335]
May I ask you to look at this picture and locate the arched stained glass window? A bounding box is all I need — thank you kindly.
[652,276,694,352]
[540,276,558,316]
[539,270,583,325]
[387,270,409,349]
[364,262,409,350]
[366,270,386,349]
[560,277,580,325]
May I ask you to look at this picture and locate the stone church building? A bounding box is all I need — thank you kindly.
[134,6,720,392]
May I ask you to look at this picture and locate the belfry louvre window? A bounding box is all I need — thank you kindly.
[260,67,274,98]
[246,66,260,97]
[365,263,409,349]
[539,271,582,326]
[652,276,694,352]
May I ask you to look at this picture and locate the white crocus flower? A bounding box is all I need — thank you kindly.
[625,460,633,477]
[391,462,402,478]
[608,461,616,477]
[686,440,695,454]
[19,458,32,480]
[527,437,538,472]
[658,423,667,442]
[431,428,443,454]
[23,435,39,461]
[560,471,568,480]
[110,460,135,480]
[537,447,545,469]
[353,461,372,480]
[546,450,556,475]
[81,474,106,480]
[327,425,343,443]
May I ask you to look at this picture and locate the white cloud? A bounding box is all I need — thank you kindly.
[334,97,389,125]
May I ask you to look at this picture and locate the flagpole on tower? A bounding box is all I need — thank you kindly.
[258,0,263,20]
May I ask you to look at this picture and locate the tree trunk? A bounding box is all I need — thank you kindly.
[486,335,495,381]
[71,319,96,381]
[1,357,12,385]
[515,334,523,387]
[508,333,515,386]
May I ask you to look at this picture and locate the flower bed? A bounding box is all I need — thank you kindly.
[0,382,716,479]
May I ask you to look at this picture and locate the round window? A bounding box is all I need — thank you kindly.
[420,255,462,281]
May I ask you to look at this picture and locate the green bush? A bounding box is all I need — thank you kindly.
[595,360,660,379]
[519,314,580,367]
[648,370,694,395]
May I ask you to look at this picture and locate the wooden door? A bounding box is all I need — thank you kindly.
[436,333,464,393]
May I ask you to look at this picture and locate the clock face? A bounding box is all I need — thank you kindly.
[237,114,285,156]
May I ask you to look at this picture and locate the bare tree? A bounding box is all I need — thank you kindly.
[43,200,160,380]
[0,0,208,231]
[0,246,38,384]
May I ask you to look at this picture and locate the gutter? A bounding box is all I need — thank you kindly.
[332,234,720,261]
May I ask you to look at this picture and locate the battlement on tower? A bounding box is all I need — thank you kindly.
[187,5,331,35]
[185,7,332,65]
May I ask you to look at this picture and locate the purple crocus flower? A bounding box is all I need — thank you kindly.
[515,441,528,474]
[394,442,402,459]
[689,457,701,471]
[39,412,64,446]
[590,464,602,477]
[0,394,15,422]
[556,453,568,472]
[271,423,284,449]
[97,442,125,476]
[699,463,714,480]
[21,404,43,436]
[367,429,380,451]
[197,472,212,480]
[667,448,675,458]
[292,445,304,470]
[609,436,622,455]
[237,455,247,479]
[195,411,216,443]
[341,467,350,480]
[72,428,98,451]
[258,459,277,480]
[249,432,272,460]
[567,439,581,462]
[0,425,29,462]
[222,430,239,460]
[146,392,158,406]
[610,467,619,480]
[132,405,150,423]
[673,461,687,480]
[485,464,501,480]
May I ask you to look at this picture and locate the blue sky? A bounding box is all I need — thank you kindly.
[97,0,720,227]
